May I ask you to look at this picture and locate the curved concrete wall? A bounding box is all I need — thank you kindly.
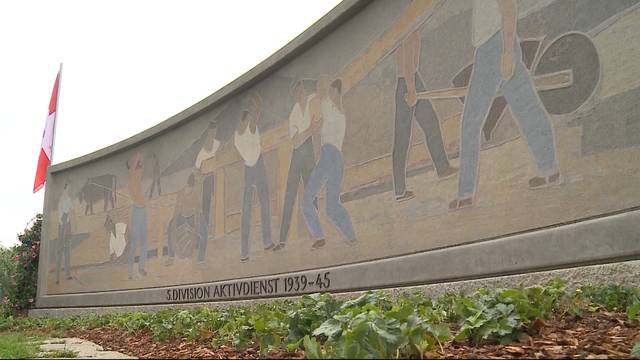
[37,0,640,309]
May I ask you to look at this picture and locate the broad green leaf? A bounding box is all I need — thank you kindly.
[499,289,523,302]
[499,332,519,344]
[426,323,452,342]
[303,335,324,359]
[415,338,433,353]
[387,305,414,321]
[370,322,399,344]
[312,319,342,338]
[627,302,640,321]
[341,335,362,359]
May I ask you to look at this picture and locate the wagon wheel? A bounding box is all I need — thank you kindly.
[444,34,599,142]
[533,32,600,115]
[451,39,543,142]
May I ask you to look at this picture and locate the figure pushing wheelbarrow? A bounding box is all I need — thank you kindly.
[411,0,600,210]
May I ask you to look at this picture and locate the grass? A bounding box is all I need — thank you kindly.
[0,331,77,359]
[43,348,78,358]
[0,331,43,359]
[46,329,67,339]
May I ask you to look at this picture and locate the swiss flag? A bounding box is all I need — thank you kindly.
[33,68,61,193]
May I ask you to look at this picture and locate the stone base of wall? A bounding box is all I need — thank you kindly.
[30,259,640,318]
[33,208,640,309]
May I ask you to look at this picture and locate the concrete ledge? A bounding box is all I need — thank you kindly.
[30,259,640,318]
[33,207,640,309]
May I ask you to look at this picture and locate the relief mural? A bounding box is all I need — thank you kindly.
[43,0,640,295]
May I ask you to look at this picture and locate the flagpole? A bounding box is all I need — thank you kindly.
[50,62,62,163]
[35,63,63,300]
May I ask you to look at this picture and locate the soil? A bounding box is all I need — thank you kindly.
[65,311,640,359]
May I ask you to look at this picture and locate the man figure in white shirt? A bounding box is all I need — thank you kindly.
[234,93,275,261]
[194,124,220,263]
[449,0,559,210]
[55,180,74,284]
[274,80,317,251]
[302,77,356,249]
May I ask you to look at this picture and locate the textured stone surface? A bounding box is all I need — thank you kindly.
[388,259,640,300]
[38,338,135,359]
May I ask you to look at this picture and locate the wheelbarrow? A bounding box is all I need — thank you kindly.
[416,32,600,143]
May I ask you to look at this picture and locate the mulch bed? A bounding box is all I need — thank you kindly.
[440,311,639,359]
[66,311,639,359]
[64,327,304,359]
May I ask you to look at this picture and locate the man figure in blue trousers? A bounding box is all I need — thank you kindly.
[127,152,148,279]
[302,77,357,249]
[449,0,560,210]
[234,93,275,261]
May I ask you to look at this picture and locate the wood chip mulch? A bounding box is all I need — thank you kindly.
[439,311,639,359]
[65,311,639,359]
[64,327,303,359]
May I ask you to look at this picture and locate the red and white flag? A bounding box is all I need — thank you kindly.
[33,67,61,193]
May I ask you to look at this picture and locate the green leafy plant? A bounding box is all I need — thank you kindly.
[0,247,17,315]
[0,280,638,359]
[303,335,324,359]
[310,291,452,358]
[454,297,521,344]
[1,215,41,315]
[449,281,567,344]
[576,284,640,312]
[627,301,640,322]
[286,293,339,348]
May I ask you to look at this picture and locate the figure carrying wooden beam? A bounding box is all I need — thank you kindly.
[392,30,457,202]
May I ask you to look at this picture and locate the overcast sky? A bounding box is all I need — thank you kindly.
[0,0,341,248]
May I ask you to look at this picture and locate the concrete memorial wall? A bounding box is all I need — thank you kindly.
[35,0,640,310]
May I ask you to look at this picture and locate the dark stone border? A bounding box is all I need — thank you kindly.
[34,208,640,308]
[30,259,640,318]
